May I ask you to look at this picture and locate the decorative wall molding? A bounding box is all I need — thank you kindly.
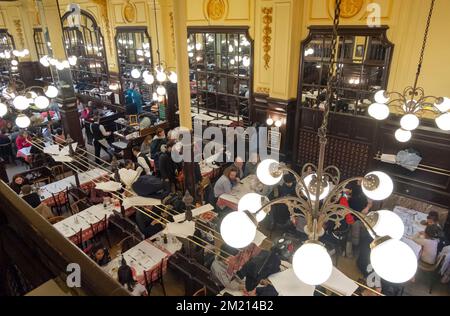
[256,86,270,94]
[92,0,113,55]
[169,11,176,58]
[261,7,272,70]
[123,0,136,23]
[329,0,365,19]
[205,0,227,21]
[13,19,24,48]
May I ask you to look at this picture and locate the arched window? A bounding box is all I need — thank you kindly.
[61,10,108,91]
[0,29,15,77]
[115,27,154,102]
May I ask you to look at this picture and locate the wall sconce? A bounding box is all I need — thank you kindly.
[266,117,284,127]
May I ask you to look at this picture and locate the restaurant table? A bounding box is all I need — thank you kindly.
[105,239,171,285]
[39,168,109,206]
[216,175,271,211]
[393,206,427,258]
[53,203,119,243]
[149,231,183,255]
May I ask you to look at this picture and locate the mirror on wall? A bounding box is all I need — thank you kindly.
[299,26,394,116]
[0,29,15,83]
[188,28,252,125]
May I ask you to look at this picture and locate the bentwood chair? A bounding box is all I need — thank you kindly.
[118,235,140,253]
[51,188,70,216]
[418,254,446,294]
[70,198,90,215]
[90,215,111,248]
[193,286,207,296]
[144,259,166,296]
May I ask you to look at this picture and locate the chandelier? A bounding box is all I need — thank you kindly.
[0,48,30,74]
[219,0,418,286]
[368,0,450,141]
[130,0,177,98]
[0,63,58,128]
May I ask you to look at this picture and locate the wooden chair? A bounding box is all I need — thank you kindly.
[144,259,166,296]
[48,216,65,224]
[418,255,446,294]
[32,176,51,186]
[51,165,66,181]
[70,198,90,215]
[193,286,207,296]
[118,235,140,253]
[90,215,111,248]
[51,187,70,216]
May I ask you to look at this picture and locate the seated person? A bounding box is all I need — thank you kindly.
[425,211,444,232]
[135,207,165,239]
[10,175,29,194]
[54,128,66,144]
[413,224,441,265]
[271,174,297,228]
[244,153,259,177]
[150,128,167,160]
[118,258,147,296]
[213,166,239,199]
[15,131,32,150]
[232,156,244,179]
[210,244,242,291]
[91,244,111,267]
[20,184,41,208]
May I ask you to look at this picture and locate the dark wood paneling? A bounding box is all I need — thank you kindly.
[18,61,43,87]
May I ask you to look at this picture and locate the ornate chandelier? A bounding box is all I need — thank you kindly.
[219,0,418,286]
[130,0,177,98]
[368,0,450,141]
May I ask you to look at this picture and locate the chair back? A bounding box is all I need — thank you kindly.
[51,165,65,181]
[144,259,165,287]
[70,198,90,215]
[72,228,83,246]
[90,215,108,238]
[193,286,207,296]
[118,235,140,253]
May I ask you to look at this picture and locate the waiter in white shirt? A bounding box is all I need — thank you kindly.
[90,115,113,164]
[132,146,152,175]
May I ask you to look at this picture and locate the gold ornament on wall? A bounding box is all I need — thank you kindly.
[92,0,113,55]
[262,7,273,70]
[13,19,25,48]
[169,11,176,57]
[123,1,136,23]
[330,0,364,18]
[256,87,270,95]
[205,0,227,21]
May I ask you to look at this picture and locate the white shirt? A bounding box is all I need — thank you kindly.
[413,235,439,265]
[137,153,151,175]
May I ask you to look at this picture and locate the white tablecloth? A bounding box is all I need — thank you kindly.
[393,206,427,259]
[218,175,270,210]
[53,203,118,238]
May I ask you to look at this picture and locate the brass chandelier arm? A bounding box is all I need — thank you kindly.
[320,176,364,215]
[326,204,378,238]
[277,166,314,209]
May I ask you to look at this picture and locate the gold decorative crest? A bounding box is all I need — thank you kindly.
[331,0,364,18]
[124,1,136,23]
[206,0,226,21]
[262,7,273,70]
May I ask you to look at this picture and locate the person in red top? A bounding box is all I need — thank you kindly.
[15,131,32,150]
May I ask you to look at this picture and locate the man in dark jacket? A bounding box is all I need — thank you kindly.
[159,141,177,192]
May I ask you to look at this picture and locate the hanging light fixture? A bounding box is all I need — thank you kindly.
[219,0,417,287]
[368,0,449,140]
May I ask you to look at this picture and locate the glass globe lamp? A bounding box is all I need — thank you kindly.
[292,241,333,286]
[362,171,393,201]
[256,159,282,186]
[220,211,257,249]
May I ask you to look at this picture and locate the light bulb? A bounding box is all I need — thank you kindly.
[243,56,250,67]
[109,83,119,91]
[12,50,19,57]
[368,103,390,120]
[275,120,282,128]
[230,59,235,65]
[303,173,330,201]
[256,159,282,186]
[188,52,194,58]
[0,102,7,117]
[144,74,155,85]
[23,49,29,56]
[266,118,274,126]
[400,114,419,131]
[45,85,58,98]
[156,70,167,83]
[62,60,70,69]
[131,68,141,79]
[68,55,77,66]
[13,96,30,110]
[293,242,333,285]
[169,71,178,84]
[34,96,50,109]
[11,60,18,66]
[370,238,417,283]
[49,58,57,66]
[220,211,256,249]
[374,90,390,104]
[195,43,203,50]
[56,61,65,70]
[238,193,264,214]
[362,171,393,201]
[15,114,31,128]
[152,92,159,101]
[370,210,405,240]
[156,85,166,96]
[435,97,450,113]
[395,128,412,143]
[435,112,450,131]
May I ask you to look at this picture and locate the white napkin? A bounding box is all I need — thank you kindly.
[44,144,60,155]
[95,181,122,192]
[172,204,214,223]
[322,267,358,296]
[122,196,161,210]
[119,168,141,188]
[52,155,74,162]
[268,269,315,296]
[164,221,195,239]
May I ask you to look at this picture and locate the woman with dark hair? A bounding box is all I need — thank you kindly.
[90,244,111,267]
[117,258,147,296]
[10,174,30,194]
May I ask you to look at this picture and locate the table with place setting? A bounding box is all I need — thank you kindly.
[53,203,120,243]
[393,206,427,258]
[105,239,171,285]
